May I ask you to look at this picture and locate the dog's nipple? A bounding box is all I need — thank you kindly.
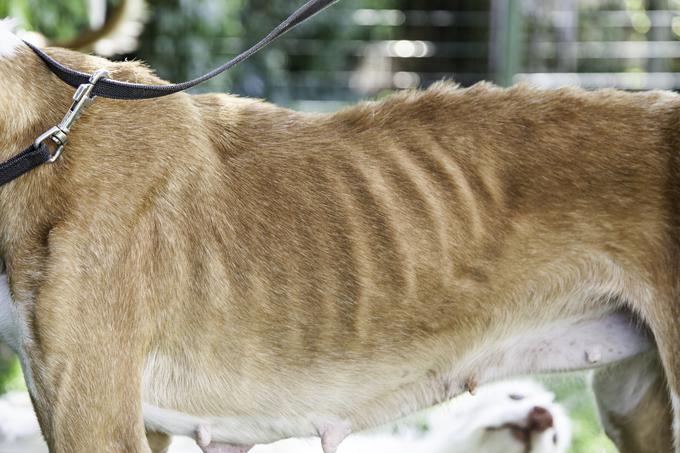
[317,420,351,453]
[585,346,602,364]
[196,425,212,448]
[195,425,252,453]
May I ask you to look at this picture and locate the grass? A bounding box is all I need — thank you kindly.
[0,356,25,393]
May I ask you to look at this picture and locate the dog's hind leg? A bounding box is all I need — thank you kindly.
[660,333,680,451]
[637,290,680,452]
[592,350,673,453]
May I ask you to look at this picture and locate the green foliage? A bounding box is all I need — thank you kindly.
[135,0,401,102]
[0,0,92,40]
[0,348,23,394]
[135,0,246,95]
[542,374,618,453]
[0,0,401,102]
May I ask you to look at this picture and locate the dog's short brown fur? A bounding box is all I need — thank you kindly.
[0,28,679,453]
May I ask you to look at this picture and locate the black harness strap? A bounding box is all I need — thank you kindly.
[0,0,340,187]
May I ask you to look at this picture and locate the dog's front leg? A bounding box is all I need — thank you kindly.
[25,293,151,453]
[32,349,150,453]
[31,345,150,452]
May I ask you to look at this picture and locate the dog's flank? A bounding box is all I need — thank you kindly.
[0,32,679,453]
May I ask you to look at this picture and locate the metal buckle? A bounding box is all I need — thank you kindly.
[34,69,110,163]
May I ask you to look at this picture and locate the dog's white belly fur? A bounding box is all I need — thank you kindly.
[0,275,38,398]
[0,276,20,353]
[141,312,652,445]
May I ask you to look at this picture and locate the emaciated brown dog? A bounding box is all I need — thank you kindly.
[0,20,677,453]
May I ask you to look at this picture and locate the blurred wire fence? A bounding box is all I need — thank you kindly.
[2,0,680,109]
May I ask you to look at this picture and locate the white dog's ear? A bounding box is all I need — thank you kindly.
[0,19,24,57]
[0,17,47,53]
[0,17,18,31]
[13,19,48,48]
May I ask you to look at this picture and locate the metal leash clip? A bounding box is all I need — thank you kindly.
[34,69,110,163]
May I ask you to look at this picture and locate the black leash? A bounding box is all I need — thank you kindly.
[0,0,340,187]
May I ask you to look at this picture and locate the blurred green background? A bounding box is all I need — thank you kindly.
[542,375,617,453]
[1,0,679,451]
[3,0,680,106]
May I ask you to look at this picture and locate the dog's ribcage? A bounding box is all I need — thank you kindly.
[135,86,662,444]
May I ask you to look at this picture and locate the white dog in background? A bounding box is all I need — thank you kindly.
[0,392,47,453]
[165,380,571,453]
